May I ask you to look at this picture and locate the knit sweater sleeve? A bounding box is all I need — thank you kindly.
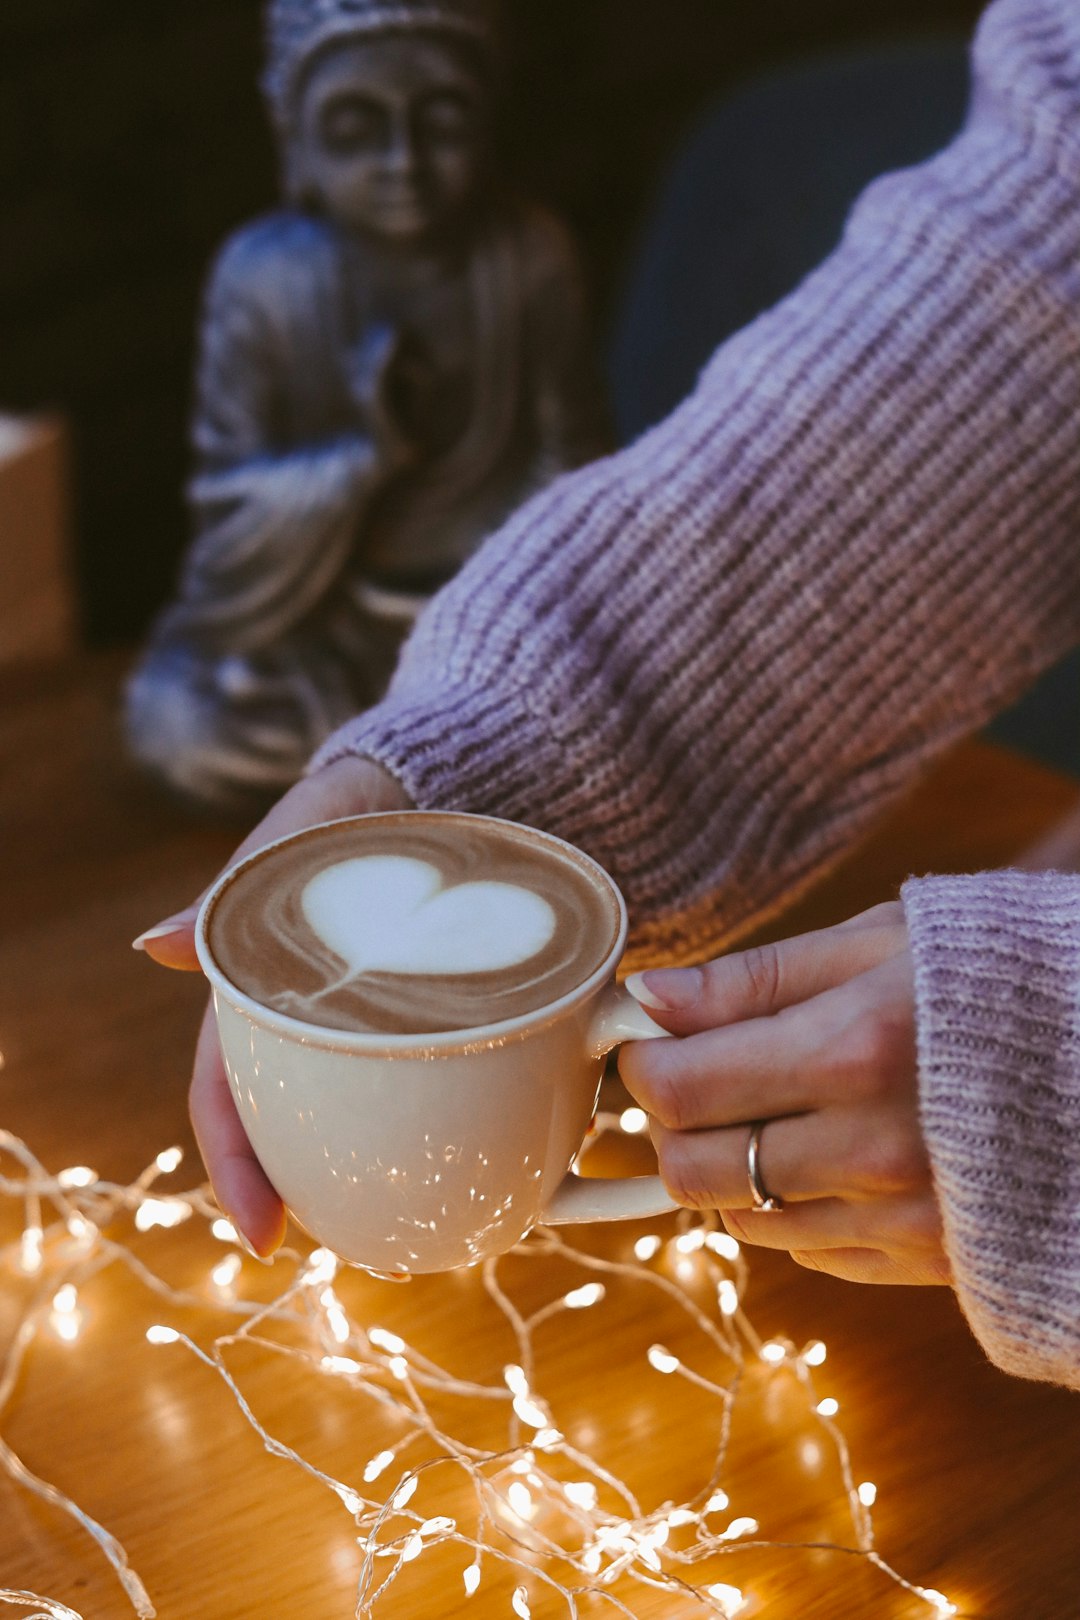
[903,872,1080,1389]
[312,0,1080,969]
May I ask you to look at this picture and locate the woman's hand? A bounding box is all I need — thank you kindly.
[620,903,949,1287]
[134,757,412,1256]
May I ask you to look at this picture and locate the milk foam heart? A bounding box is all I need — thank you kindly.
[301,855,557,977]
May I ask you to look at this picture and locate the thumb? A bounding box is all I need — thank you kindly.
[133,756,412,970]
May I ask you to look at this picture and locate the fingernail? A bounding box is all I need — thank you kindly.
[132,921,187,952]
[625,967,702,1010]
[235,1229,274,1264]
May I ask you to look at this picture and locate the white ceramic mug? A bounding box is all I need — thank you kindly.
[195,814,677,1273]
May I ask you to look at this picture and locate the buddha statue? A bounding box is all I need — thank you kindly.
[125,0,606,813]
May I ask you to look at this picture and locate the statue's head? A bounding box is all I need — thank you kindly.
[265,0,500,242]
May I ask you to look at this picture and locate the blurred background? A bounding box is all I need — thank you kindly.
[0,0,991,652]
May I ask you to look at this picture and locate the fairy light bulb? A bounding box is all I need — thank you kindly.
[211,1217,238,1243]
[304,1247,338,1285]
[760,1341,786,1365]
[563,1282,605,1309]
[507,1482,534,1521]
[857,1481,877,1507]
[391,1474,418,1512]
[564,1481,598,1511]
[619,1107,648,1134]
[211,1254,242,1295]
[155,1147,183,1174]
[52,1315,80,1343]
[420,1516,455,1537]
[634,1234,662,1261]
[463,1563,482,1595]
[146,1324,180,1345]
[816,1397,840,1418]
[512,1394,548,1428]
[19,1223,44,1275]
[705,1232,741,1260]
[67,1212,95,1247]
[369,1326,406,1354]
[706,1583,747,1617]
[401,1531,423,1562]
[803,1340,827,1366]
[675,1229,706,1254]
[135,1197,191,1232]
[58,1166,96,1189]
[647,1345,679,1375]
[322,1354,363,1375]
[919,1590,957,1616]
[363,1449,395,1483]
[50,1283,82,1342]
[503,1364,529,1397]
[705,1491,730,1514]
[720,1517,759,1541]
[511,1586,531,1618]
[323,1297,351,1345]
[718,1279,739,1316]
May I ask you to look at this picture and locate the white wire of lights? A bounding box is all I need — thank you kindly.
[0,1596,86,1618]
[0,1117,958,1620]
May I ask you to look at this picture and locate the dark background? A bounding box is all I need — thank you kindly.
[0,0,982,646]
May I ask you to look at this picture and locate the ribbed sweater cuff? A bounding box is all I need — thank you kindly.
[310,679,576,822]
[309,675,748,970]
[903,870,1080,1389]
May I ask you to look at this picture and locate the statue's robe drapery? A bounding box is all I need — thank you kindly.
[126,202,605,809]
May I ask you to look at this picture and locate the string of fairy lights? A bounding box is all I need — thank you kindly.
[1,1105,959,1620]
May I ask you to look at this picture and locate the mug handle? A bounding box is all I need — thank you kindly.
[541,982,678,1226]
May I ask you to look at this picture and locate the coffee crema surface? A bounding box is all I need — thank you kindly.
[207,815,622,1036]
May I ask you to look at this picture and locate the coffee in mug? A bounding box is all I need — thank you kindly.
[197,812,675,1273]
[207,813,622,1036]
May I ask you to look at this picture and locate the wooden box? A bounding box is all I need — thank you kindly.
[0,413,77,663]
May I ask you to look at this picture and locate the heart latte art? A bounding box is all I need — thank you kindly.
[302,856,557,979]
[207,814,622,1035]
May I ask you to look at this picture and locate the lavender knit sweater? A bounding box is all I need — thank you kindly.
[313,0,1080,1389]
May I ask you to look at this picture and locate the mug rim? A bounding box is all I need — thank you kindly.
[194,809,629,1055]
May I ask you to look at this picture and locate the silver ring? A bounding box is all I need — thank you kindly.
[746,1121,784,1212]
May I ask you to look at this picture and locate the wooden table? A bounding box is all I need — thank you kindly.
[3,654,1079,1619]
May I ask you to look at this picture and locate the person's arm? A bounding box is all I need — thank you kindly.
[311,0,1080,969]
[904,870,1080,1387]
[145,0,1080,1264]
